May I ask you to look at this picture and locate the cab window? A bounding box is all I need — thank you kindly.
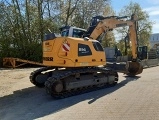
[61,30,69,37]
[92,42,104,51]
[73,29,85,38]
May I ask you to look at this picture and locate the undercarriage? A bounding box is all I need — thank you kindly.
[30,67,118,98]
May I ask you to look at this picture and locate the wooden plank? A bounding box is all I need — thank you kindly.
[15,63,27,68]
[3,57,46,68]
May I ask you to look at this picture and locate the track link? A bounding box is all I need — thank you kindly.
[29,67,55,87]
[45,67,118,99]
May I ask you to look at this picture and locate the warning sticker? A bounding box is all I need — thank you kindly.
[62,40,70,51]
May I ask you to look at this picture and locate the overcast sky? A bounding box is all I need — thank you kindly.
[111,0,159,34]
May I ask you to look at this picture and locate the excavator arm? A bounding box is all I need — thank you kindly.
[128,18,138,60]
[85,14,138,60]
[84,14,143,76]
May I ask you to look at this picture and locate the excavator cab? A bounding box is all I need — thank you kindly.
[60,26,86,38]
[137,46,148,60]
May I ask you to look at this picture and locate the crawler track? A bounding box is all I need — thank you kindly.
[45,67,118,99]
[29,66,55,87]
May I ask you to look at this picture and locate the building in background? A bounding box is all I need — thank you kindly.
[150,33,159,48]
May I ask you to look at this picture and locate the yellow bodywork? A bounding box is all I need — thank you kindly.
[89,14,138,60]
[43,37,106,67]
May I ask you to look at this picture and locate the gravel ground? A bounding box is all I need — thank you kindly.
[0,67,159,120]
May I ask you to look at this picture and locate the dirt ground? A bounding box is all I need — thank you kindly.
[0,67,159,120]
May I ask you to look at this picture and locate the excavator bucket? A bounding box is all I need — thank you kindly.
[126,61,143,76]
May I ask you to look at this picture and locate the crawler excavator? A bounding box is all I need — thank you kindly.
[30,14,143,98]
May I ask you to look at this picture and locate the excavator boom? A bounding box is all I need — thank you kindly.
[85,14,138,60]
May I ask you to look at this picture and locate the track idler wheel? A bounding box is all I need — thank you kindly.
[52,81,64,93]
[126,61,143,76]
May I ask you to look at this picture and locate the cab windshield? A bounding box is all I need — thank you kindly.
[61,28,86,38]
[61,30,69,37]
[72,29,85,38]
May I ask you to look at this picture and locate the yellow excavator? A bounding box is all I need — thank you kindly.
[30,14,143,98]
